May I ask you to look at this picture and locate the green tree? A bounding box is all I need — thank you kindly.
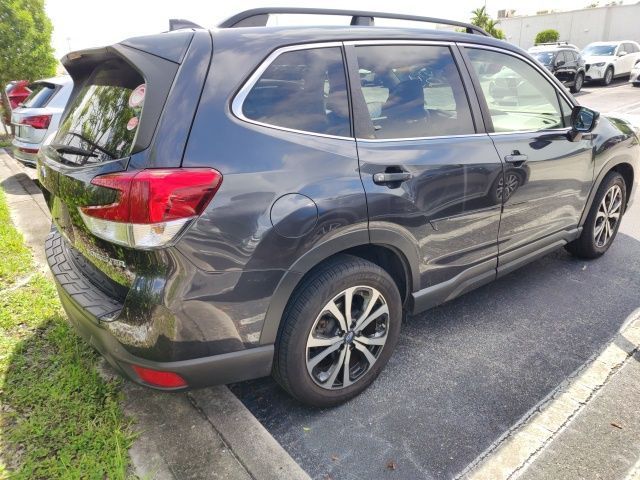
[470,6,505,39]
[535,29,560,44]
[0,0,57,132]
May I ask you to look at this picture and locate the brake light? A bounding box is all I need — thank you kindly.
[20,114,51,129]
[79,168,222,249]
[131,365,187,388]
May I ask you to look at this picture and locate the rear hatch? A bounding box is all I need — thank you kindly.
[12,82,60,144]
[37,29,213,305]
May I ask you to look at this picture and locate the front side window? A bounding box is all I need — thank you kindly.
[242,47,350,137]
[353,45,475,139]
[466,48,564,133]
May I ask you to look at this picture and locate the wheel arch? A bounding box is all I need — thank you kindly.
[259,227,420,345]
[580,158,635,226]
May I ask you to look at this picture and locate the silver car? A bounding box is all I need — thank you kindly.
[11,76,73,166]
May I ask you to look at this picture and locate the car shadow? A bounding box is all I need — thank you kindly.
[230,231,640,480]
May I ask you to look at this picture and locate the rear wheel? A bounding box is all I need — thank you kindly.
[602,66,614,86]
[566,172,626,258]
[570,73,584,93]
[273,255,402,407]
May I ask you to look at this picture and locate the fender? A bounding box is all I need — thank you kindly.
[258,224,421,345]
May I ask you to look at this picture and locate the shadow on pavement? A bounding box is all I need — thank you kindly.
[231,232,640,480]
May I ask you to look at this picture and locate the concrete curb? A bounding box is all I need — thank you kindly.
[460,309,640,480]
[0,151,309,480]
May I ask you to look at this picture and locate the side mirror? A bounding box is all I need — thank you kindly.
[570,106,599,139]
[617,50,627,57]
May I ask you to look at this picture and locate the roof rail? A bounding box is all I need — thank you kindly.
[217,8,489,36]
[169,19,203,31]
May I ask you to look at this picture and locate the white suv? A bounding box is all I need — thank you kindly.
[582,41,640,85]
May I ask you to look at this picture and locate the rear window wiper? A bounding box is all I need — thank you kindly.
[50,144,98,158]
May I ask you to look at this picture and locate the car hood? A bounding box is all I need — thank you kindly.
[583,55,613,64]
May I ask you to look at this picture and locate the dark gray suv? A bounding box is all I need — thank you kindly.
[38,9,639,407]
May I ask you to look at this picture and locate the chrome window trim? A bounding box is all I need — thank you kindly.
[344,39,453,47]
[356,133,488,143]
[489,127,572,137]
[231,41,354,141]
[458,42,577,108]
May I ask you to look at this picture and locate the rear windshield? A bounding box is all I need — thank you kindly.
[23,83,56,108]
[53,59,145,165]
[532,52,554,66]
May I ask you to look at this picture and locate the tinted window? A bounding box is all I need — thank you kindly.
[532,51,554,66]
[556,51,568,65]
[353,45,475,139]
[53,59,145,165]
[467,48,563,133]
[564,51,576,64]
[242,47,350,137]
[23,83,56,108]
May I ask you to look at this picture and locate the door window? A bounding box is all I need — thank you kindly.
[241,47,351,137]
[556,51,568,66]
[466,48,564,133]
[352,45,475,139]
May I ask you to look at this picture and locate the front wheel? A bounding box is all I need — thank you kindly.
[570,73,584,93]
[602,67,614,86]
[565,171,626,258]
[273,255,402,407]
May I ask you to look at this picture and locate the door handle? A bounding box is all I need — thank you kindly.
[373,172,412,185]
[504,153,528,163]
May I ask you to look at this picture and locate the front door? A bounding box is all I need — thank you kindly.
[348,43,504,304]
[463,47,594,263]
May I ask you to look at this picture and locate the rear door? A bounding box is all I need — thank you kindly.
[461,46,593,272]
[348,42,503,306]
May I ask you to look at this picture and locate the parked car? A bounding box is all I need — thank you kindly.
[5,80,31,110]
[529,41,579,52]
[528,45,586,93]
[37,8,639,407]
[11,76,73,166]
[631,60,640,87]
[582,40,640,85]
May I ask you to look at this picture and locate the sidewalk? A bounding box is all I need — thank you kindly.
[464,311,640,480]
[0,151,310,480]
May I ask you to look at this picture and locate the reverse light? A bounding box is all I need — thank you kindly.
[79,168,222,249]
[131,365,188,388]
[20,114,52,129]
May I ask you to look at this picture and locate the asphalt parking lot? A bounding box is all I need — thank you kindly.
[230,79,640,480]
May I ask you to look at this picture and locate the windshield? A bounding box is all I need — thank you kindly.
[583,45,616,56]
[53,59,144,165]
[22,83,56,108]
[532,52,555,66]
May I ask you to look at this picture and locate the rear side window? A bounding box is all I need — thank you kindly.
[241,47,351,137]
[53,59,145,164]
[352,45,475,139]
[23,83,56,108]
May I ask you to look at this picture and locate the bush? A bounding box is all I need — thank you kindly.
[535,29,560,44]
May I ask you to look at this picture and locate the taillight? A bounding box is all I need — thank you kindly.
[20,114,52,129]
[79,168,222,249]
[131,365,187,388]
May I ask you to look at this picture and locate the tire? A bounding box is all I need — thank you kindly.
[601,66,614,86]
[273,254,402,407]
[565,171,626,259]
[570,73,584,93]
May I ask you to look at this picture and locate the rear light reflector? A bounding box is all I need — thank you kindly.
[20,114,52,129]
[18,147,39,154]
[79,168,222,249]
[131,365,188,388]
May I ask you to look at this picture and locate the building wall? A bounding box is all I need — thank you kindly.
[499,4,640,50]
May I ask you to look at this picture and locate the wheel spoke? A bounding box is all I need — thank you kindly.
[356,289,380,326]
[307,342,341,370]
[354,342,377,366]
[355,333,387,346]
[356,304,389,331]
[307,334,342,348]
[342,347,352,387]
[343,287,356,328]
[323,347,346,388]
[325,299,348,332]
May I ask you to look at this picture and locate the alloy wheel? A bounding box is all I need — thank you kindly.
[605,68,613,85]
[594,184,622,247]
[306,286,389,390]
[496,173,520,201]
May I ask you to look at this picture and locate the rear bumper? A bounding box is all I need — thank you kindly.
[46,229,274,390]
[11,138,39,165]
